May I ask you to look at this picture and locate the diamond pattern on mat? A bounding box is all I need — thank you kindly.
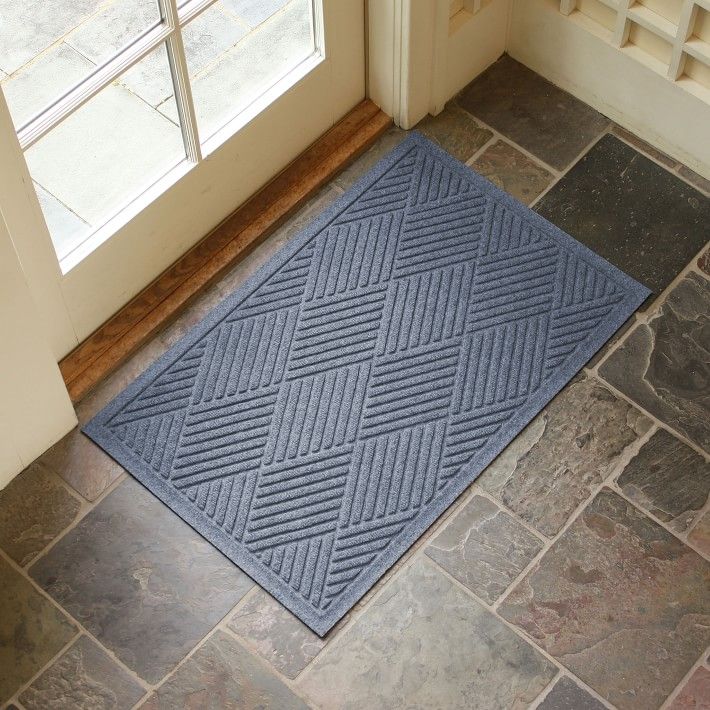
[90,135,642,634]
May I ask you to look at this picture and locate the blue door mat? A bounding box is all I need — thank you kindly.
[85,133,649,635]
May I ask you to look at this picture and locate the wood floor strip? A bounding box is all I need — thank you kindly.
[60,100,392,402]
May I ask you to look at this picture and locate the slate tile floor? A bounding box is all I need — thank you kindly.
[1,54,709,709]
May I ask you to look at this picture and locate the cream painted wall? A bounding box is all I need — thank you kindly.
[0,210,77,489]
[508,0,710,180]
[368,0,512,128]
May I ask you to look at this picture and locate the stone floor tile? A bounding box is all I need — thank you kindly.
[0,462,80,567]
[456,55,608,170]
[679,166,710,196]
[471,139,554,205]
[299,558,556,710]
[668,666,710,709]
[158,0,313,139]
[414,103,492,163]
[0,0,99,75]
[333,127,407,191]
[19,635,145,710]
[142,630,308,709]
[477,377,651,537]
[0,43,93,129]
[425,495,543,604]
[29,478,253,684]
[499,489,710,710]
[616,428,710,532]
[612,125,679,169]
[535,135,710,295]
[0,556,77,703]
[599,273,710,453]
[537,676,606,710]
[688,512,710,557]
[698,246,710,277]
[221,0,290,28]
[38,426,125,502]
[228,588,325,679]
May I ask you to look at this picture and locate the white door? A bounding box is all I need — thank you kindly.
[0,0,365,356]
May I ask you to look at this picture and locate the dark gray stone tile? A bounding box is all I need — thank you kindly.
[457,55,608,170]
[471,139,554,205]
[478,377,651,536]
[334,127,407,191]
[425,495,543,604]
[688,511,710,557]
[678,165,710,195]
[668,666,710,709]
[0,555,77,703]
[19,635,145,710]
[29,478,253,684]
[300,559,556,710]
[0,462,80,566]
[612,125,679,169]
[228,588,325,679]
[535,135,710,295]
[499,489,710,710]
[537,676,605,710]
[599,273,710,453]
[616,428,710,532]
[38,427,125,502]
[141,630,308,710]
[415,103,492,163]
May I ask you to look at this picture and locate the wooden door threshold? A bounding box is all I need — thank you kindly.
[60,100,392,402]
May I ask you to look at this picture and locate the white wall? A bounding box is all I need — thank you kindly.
[368,0,511,128]
[0,210,76,489]
[508,0,710,179]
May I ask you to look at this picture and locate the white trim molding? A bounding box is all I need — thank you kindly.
[0,209,76,488]
[367,0,511,128]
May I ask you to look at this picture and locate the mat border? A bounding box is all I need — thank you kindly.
[85,131,650,635]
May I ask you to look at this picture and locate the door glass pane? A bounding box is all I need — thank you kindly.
[0,0,162,130]
[25,44,185,260]
[163,0,316,141]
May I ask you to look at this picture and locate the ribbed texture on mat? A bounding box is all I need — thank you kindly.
[85,133,649,634]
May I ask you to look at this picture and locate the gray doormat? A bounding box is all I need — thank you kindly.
[85,133,648,635]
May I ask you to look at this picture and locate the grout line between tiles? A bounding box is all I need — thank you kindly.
[492,421,658,614]
[591,373,710,464]
[464,134,499,165]
[608,479,710,562]
[527,669,562,710]
[528,129,612,209]
[5,628,82,708]
[589,241,710,375]
[660,646,710,710]
[465,486,549,544]
[454,110,565,178]
[610,127,710,197]
[25,471,128,571]
[422,555,618,710]
[0,545,151,700]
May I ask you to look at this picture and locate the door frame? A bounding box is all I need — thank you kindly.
[0,0,365,357]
